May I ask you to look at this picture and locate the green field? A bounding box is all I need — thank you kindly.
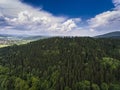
[0,45,9,48]
[0,40,30,48]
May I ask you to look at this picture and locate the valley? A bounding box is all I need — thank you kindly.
[0,35,47,48]
[0,39,30,48]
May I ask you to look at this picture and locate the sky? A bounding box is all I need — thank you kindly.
[0,0,120,36]
[22,0,114,18]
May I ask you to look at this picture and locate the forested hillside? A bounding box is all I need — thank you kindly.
[0,37,120,90]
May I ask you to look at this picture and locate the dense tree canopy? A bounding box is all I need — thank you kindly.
[0,37,120,90]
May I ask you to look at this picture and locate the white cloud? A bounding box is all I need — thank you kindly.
[87,0,120,34]
[88,10,120,29]
[49,18,81,32]
[0,0,120,36]
[0,0,84,36]
[113,0,120,9]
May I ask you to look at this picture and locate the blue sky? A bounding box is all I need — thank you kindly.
[0,0,120,36]
[22,0,114,18]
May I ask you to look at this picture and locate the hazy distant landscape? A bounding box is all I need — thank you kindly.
[0,31,120,48]
[0,39,28,48]
[0,35,47,48]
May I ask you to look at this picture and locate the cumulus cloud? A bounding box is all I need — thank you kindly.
[88,11,120,30]
[0,0,120,36]
[49,18,81,32]
[113,0,120,9]
[87,0,120,34]
[0,0,84,36]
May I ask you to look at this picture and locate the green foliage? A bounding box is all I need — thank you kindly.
[0,65,9,74]
[50,70,60,88]
[101,57,120,70]
[15,78,29,90]
[75,80,90,90]
[109,84,120,90]
[92,83,100,90]
[29,77,40,90]
[64,86,71,90]
[0,75,8,90]
[41,80,50,90]
[0,37,120,90]
[101,83,109,90]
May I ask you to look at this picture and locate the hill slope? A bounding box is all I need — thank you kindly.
[95,31,120,38]
[0,37,120,90]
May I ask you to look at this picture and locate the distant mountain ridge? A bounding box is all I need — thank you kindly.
[95,31,120,38]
